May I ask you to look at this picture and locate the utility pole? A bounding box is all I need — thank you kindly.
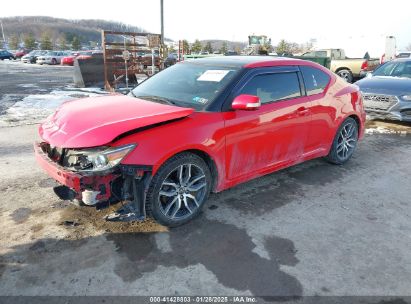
[160,0,164,45]
[160,0,165,69]
[0,20,6,48]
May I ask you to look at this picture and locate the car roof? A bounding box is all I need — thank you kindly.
[182,55,315,69]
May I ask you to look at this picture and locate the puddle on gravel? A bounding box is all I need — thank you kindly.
[106,217,302,296]
[1,217,303,297]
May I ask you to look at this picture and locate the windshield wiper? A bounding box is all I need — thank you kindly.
[135,95,177,105]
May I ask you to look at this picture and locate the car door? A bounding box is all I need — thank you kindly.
[223,66,312,181]
[299,65,333,152]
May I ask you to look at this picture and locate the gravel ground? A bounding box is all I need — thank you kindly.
[0,61,411,302]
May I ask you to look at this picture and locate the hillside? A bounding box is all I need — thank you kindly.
[0,16,248,51]
[0,16,148,46]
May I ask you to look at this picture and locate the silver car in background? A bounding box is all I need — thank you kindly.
[22,50,49,64]
[355,59,411,122]
[37,51,71,65]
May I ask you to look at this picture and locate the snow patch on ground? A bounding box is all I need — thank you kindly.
[365,127,408,136]
[0,88,108,127]
[18,84,39,88]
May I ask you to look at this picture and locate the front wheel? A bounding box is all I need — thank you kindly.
[325,117,359,165]
[146,153,212,227]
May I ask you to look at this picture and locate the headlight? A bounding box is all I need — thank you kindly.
[401,95,411,101]
[82,144,136,172]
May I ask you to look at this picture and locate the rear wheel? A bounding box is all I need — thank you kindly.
[337,69,353,83]
[325,117,358,165]
[51,58,57,65]
[146,153,211,227]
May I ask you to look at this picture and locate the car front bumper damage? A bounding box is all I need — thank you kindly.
[34,142,152,222]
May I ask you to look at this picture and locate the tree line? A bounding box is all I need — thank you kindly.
[172,38,315,55]
[172,40,239,54]
[7,32,83,50]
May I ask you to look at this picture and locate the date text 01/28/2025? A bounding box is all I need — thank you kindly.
[149,296,257,303]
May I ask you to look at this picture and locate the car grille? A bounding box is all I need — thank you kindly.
[363,94,398,111]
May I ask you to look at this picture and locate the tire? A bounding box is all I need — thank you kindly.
[337,69,353,83]
[146,152,212,227]
[51,58,57,65]
[325,117,359,165]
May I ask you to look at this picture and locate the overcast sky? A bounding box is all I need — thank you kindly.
[1,0,410,56]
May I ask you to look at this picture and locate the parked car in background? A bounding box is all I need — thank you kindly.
[355,58,411,122]
[35,56,365,227]
[22,50,48,64]
[301,48,380,83]
[225,50,238,56]
[396,51,411,59]
[37,51,71,65]
[61,51,93,66]
[77,50,102,60]
[14,49,31,59]
[164,53,177,67]
[0,50,16,60]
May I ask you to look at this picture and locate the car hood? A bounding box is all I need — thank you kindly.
[39,95,194,148]
[356,76,411,96]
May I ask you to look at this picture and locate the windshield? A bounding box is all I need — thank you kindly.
[373,61,411,78]
[131,62,240,110]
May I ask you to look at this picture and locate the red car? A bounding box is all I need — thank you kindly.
[14,49,31,59]
[61,51,93,66]
[35,56,365,227]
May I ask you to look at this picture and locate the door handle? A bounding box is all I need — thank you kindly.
[295,107,310,116]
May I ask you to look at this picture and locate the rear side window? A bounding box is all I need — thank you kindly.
[239,72,302,104]
[300,66,330,95]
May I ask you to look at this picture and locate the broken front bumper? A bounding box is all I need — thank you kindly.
[34,142,118,204]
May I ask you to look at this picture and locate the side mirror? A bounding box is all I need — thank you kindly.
[366,72,373,78]
[232,94,261,111]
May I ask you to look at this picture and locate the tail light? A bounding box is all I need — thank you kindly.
[360,61,368,70]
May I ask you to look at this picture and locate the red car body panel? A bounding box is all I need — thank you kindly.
[114,81,365,192]
[36,58,366,197]
[61,56,75,66]
[39,95,194,148]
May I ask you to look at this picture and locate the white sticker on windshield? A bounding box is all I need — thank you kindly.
[197,70,231,82]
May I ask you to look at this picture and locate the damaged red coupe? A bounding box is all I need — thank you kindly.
[35,56,366,227]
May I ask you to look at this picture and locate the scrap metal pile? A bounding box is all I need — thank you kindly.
[101,30,164,91]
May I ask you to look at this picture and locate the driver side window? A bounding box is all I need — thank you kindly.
[239,72,302,104]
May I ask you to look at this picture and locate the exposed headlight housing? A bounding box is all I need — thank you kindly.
[79,144,136,172]
[401,95,411,101]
